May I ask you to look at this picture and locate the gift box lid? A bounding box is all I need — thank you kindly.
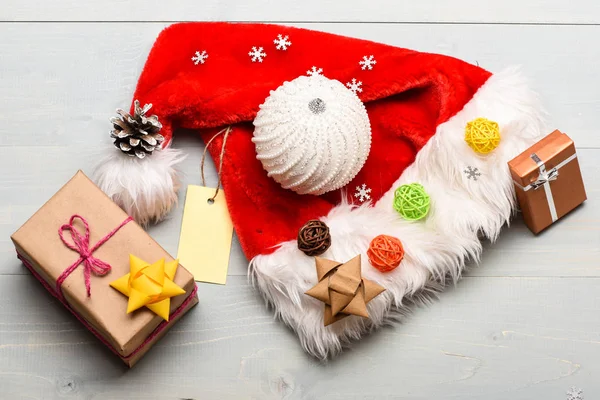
[10,171,196,358]
[508,130,575,188]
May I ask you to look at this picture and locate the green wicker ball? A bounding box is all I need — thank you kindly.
[393,183,430,221]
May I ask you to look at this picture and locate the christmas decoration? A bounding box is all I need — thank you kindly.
[12,171,197,367]
[354,183,372,203]
[393,183,430,221]
[111,100,165,159]
[509,130,586,234]
[465,117,501,154]
[95,98,182,226]
[192,50,208,65]
[359,55,376,70]
[566,387,584,400]
[252,75,371,195]
[56,214,131,297]
[305,255,385,326]
[110,255,186,321]
[306,66,323,76]
[367,235,404,273]
[346,78,363,94]
[95,22,547,358]
[297,219,331,256]
[248,46,267,62]
[273,34,291,50]
[464,166,481,180]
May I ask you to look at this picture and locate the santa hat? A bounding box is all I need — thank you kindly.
[94,22,546,358]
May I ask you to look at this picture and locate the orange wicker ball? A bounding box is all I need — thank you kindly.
[367,235,404,273]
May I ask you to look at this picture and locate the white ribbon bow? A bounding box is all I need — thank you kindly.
[529,153,559,190]
[514,152,577,222]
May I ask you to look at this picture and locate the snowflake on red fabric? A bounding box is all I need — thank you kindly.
[249,46,267,62]
[359,55,377,70]
[307,66,323,76]
[274,34,292,50]
[191,50,208,65]
[346,78,363,94]
[354,184,372,203]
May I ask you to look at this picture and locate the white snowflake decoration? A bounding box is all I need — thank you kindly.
[346,78,363,94]
[274,34,292,51]
[464,166,481,181]
[354,184,372,203]
[191,50,208,65]
[249,46,267,63]
[567,387,584,400]
[306,66,323,76]
[253,75,372,195]
[359,55,377,70]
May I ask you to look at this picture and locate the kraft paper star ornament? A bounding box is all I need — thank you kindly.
[305,255,385,326]
[110,255,186,321]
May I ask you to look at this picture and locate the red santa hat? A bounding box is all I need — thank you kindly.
[94,22,546,358]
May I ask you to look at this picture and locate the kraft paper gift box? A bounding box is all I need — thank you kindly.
[11,171,198,367]
[508,130,587,234]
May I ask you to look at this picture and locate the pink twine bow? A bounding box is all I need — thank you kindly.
[56,215,132,298]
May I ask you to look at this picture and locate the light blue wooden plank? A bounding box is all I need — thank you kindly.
[1,17,599,400]
[0,23,599,148]
[0,275,597,399]
[1,144,596,277]
[2,0,600,23]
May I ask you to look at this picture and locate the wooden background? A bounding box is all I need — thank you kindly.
[1,2,599,399]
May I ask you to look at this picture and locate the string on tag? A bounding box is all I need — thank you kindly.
[200,126,232,203]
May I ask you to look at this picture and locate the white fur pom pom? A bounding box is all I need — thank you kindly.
[93,148,185,225]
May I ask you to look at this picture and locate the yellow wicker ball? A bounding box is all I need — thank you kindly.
[464,117,501,154]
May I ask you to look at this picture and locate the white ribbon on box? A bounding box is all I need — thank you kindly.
[513,152,577,222]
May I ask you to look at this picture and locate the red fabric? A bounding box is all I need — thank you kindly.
[131,22,491,259]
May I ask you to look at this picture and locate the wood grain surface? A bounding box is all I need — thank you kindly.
[3,1,600,23]
[0,5,598,400]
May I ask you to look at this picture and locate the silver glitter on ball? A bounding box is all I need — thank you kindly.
[308,98,326,114]
[252,75,372,195]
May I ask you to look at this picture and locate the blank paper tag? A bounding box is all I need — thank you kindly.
[177,185,233,284]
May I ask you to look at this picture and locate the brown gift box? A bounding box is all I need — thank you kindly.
[508,130,586,234]
[10,171,198,367]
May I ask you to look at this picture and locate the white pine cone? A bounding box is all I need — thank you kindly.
[111,100,165,159]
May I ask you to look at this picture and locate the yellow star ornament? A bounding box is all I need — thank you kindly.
[110,255,186,321]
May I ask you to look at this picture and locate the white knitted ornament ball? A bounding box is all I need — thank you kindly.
[252,75,372,195]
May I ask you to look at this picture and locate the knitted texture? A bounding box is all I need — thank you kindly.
[393,183,431,221]
[464,117,501,154]
[252,75,371,195]
[367,235,404,273]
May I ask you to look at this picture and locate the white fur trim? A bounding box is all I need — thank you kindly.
[249,67,548,359]
[93,147,185,225]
